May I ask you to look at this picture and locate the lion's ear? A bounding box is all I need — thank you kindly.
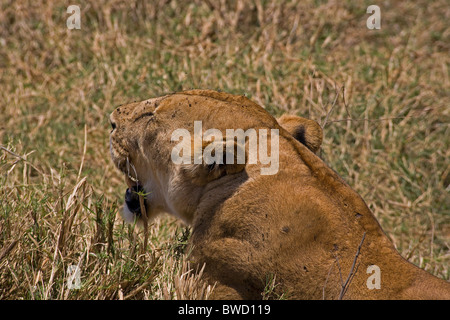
[183,138,246,185]
[277,114,323,154]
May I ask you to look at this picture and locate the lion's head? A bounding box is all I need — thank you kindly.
[109,90,322,226]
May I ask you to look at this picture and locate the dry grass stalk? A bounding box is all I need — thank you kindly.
[174,262,215,300]
[138,194,149,254]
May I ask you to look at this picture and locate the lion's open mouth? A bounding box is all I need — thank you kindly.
[123,173,149,218]
[125,184,146,217]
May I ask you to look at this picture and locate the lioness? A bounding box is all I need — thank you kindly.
[109,89,450,299]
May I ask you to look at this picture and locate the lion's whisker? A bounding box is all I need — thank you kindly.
[126,157,131,179]
[129,162,140,185]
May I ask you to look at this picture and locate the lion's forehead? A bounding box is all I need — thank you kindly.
[112,97,166,123]
[112,90,281,136]
[158,91,278,128]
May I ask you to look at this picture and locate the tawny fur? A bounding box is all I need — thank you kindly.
[110,89,450,300]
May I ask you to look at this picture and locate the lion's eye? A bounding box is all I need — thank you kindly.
[134,112,154,122]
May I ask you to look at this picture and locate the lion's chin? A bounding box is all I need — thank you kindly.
[122,202,139,224]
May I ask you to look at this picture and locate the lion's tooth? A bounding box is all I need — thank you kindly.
[125,175,137,188]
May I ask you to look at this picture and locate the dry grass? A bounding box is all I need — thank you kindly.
[0,0,449,299]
